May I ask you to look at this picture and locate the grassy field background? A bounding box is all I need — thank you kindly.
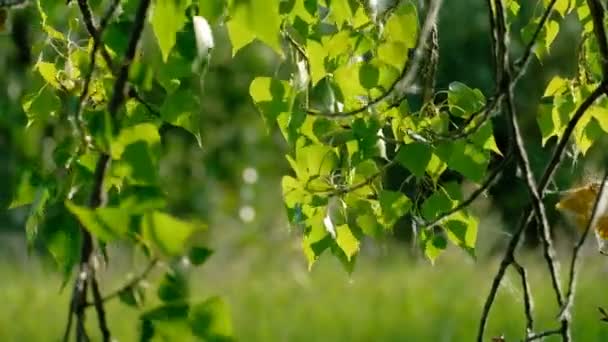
[1,231,608,342]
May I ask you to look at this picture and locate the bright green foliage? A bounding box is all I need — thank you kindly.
[151,0,192,62]
[66,202,130,242]
[227,0,282,55]
[6,1,230,339]
[240,0,498,266]
[142,211,204,256]
[448,82,485,118]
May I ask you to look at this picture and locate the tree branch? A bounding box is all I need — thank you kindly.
[512,259,534,336]
[85,258,159,307]
[524,328,562,341]
[63,0,152,340]
[496,0,567,333]
[476,0,594,340]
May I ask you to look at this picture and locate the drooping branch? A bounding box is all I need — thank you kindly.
[525,328,562,341]
[73,0,120,144]
[85,258,159,307]
[304,0,443,118]
[512,259,534,336]
[63,0,152,341]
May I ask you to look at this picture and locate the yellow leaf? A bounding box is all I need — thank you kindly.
[595,215,608,239]
[556,183,599,218]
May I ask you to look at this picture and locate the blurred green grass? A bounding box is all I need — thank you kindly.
[1,238,608,341]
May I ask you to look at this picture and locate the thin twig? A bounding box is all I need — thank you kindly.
[512,259,534,336]
[90,269,110,342]
[524,328,562,341]
[419,150,513,229]
[76,0,116,72]
[512,0,558,83]
[85,259,159,307]
[73,0,120,144]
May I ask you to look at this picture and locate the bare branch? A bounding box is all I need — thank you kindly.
[85,259,159,307]
[90,269,111,342]
[525,328,562,341]
[512,259,534,336]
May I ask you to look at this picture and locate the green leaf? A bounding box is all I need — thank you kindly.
[119,186,167,213]
[448,82,485,118]
[295,144,339,182]
[329,0,353,26]
[119,286,145,308]
[421,186,458,221]
[111,124,161,185]
[378,41,409,70]
[545,19,560,50]
[436,141,489,183]
[189,297,233,340]
[199,0,226,24]
[443,211,478,257]
[546,0,570,17]
[307,40,328,85]
[25,188,50,246]
[426,153,447,183]
[249,77,291,130]
[420,229,447,263]
[41,210,81,279]
[65,201,131,242]
[160,89,202,146]
[112,123,161,159]
[544,76,568,97]
[471,121,502,155]
[142,211,204,256]
[158,271,190,302]
[379,190,412,228]
[9,171,38,209]
[142,303,189,322]
[359,63,379,89]
[335,225,359,261]
[151,0,192,62]
[22,86,61,125]
[189,246,213,266]
[302,207,332,269]
[396,143,432,178]
[227,0,282,55]
[383,2,418,49]
[36,61,60,88]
